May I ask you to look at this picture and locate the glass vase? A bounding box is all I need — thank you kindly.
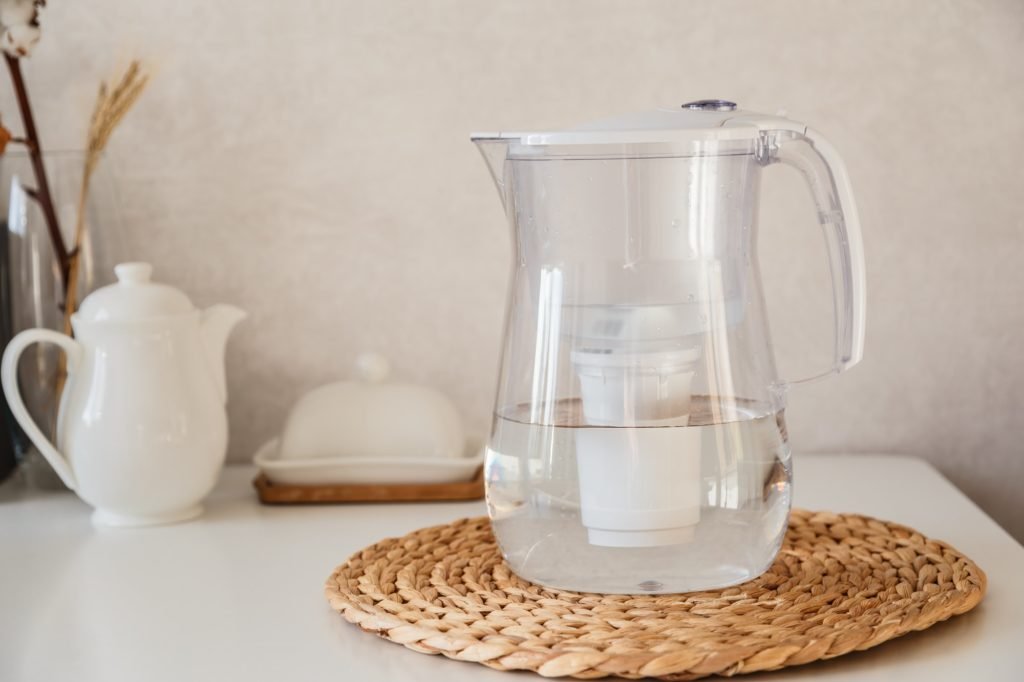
[0,151,121,489]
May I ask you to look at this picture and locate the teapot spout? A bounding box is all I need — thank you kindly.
[471,135,510,211]
[200,304,247,403]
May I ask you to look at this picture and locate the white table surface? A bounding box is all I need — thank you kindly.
[2,454,1022,682]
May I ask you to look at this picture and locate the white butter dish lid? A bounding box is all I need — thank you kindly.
[279,353,465,461]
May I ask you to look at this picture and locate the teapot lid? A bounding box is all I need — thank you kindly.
[75,263,195,322]
[472,100,800,147]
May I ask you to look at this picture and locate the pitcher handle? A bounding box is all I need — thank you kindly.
[751,122,867,385]
[1,329,84,489]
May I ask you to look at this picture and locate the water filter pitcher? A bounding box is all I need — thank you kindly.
[473,100,865,593]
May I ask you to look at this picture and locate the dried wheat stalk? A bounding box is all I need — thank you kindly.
[62,61,148,335]
[54,62,147,402]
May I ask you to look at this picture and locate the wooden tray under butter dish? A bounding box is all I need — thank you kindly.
[253,465,484,504]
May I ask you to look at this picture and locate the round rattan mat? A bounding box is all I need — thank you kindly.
[324,509,986,680]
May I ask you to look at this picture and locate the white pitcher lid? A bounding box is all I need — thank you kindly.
[75,262,194,322]
[472,99,799,146]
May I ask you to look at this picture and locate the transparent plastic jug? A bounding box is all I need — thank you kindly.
[473,100,865,594]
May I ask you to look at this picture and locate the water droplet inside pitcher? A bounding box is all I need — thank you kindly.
[637,580,664,592]
[686,293,695,302]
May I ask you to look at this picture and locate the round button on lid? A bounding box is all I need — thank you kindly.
[683,99,737,111]
[114,262,154,285]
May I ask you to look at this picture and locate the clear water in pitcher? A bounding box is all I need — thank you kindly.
[485,396,792,594]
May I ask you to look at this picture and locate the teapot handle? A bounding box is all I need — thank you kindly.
[751,121,867,385]
[1,329,84,489]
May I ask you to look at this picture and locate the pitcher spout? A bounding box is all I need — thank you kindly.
[471,135,510,211]
[200,304,247,403]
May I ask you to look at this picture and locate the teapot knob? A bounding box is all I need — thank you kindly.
[114,262,153,286]
[355,352,390,384]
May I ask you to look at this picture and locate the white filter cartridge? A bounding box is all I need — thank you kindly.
[571,344,703,548]
[575,420,702,547]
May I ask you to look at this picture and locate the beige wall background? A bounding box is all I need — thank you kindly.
[3,0,1022,538]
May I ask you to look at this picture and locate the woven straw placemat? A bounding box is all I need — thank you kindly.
[324,509,986,680]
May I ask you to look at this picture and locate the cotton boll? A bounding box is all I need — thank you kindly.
[2,23,40,57]
[0,0,37,27]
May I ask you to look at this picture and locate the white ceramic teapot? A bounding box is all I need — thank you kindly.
[1,262,246,527]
